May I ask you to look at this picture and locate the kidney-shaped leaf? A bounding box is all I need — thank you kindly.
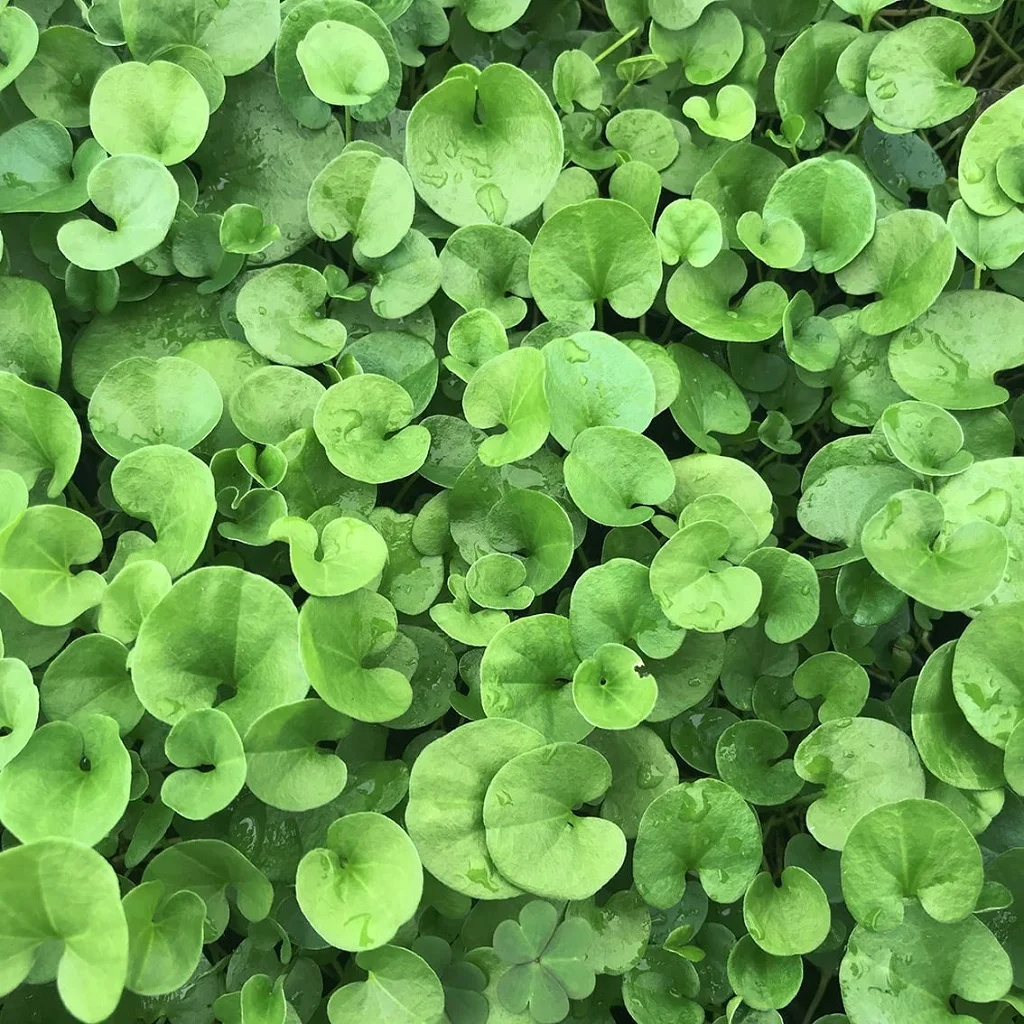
[296,811,423,951]
[299,590,412,722]
[650,520,763,632]
[483,742,627,901]
[131,566,309,735]
[314,374,430,483]
[0,839,128,1023]
[90,61,210,165]
[57,154,179,272]
[407,62,563,228]
[634,779,762,908]
[405,717,546,900]
[666,250,788,342]
[794,718,926,850]
[0,713,130,846]
[861,488,1007,612]
[888,291,1024,410]
[530,199,662,329]
[840,906,1012,1024]
[841,798,983,931]
[834,209,955,336]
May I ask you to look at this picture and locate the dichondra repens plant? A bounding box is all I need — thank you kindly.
[2,0,1024,1021]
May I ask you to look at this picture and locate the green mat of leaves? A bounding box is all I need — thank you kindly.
[2,0,1024,1022]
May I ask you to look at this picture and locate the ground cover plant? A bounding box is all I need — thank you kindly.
[2,0,1024,1022]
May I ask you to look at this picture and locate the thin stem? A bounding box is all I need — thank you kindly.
[594,25,640,66]
[974,262,984,289]
[964,26,995,85]
[344,106,352,145]
[612,81,635,107]
[800,970,834,1024]
[982,18,1023,64]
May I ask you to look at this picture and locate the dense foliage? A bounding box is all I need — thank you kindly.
[1,0,1024,1022]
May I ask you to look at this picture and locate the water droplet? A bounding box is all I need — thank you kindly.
[874,82,898,101]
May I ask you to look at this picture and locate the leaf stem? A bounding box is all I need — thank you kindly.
[594,26,639,66]
[982,18,1023,64]
[344,106,352,145]
[800,969,834,1024]
[974,262,984,289]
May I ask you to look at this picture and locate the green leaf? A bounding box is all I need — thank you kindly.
[860,488,1007,611]
[161,707,246,820]
[123,881,206,997]
[131,566,309,734]
[483,742,627,901]
[834,208,956,336]
[327,945,444,1024]
[88,357,223,459]
[564,427,675,528]
[299,589,413,722]
[793,651,870,724]
[406,63,563,227]
[0,839,128,1022]
[951,601,1024,748]
[12,26,112,127]
[142,839,272,941]
[793,718,926,850]
[0,657,38,771]
[743,867,830,956]
[121,0,279,76]
[269,514,388,597]
[0,712,130,846]
[309,149,415,257]
[840,905,1012,1023]
[865,18,976,131]
[667,251,788,342]
[0,371,81,498]
[90,61,209,165]
[572,643,658,730]
[634,779,762,907]
[650,520,763,632]
[296,812,423,951]
[40,633,142,736]
[480,613,588,742]
[841,798,983,930]
[0,504,105,627]
[888,291,1024,410]
[297,20,390,106]
[530,199,662,329]
[406,717,545,899]
[463,346,550,467]
[440,223,532,328]
[57,154,180,272]
[236,264,347,366]
[315,373,430,483]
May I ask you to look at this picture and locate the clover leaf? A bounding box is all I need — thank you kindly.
[493,900,595,1022]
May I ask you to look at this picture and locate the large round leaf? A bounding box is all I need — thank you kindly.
[529,199,662,329]
[840,798,983,930]
[634,779,762,908]
[482,741,627,901]
[406,62,563,228]
[0,713,130,846]
[793,718,926,850]
[952,602,1024,748]
[405,718,546,899]
[296,812,423,951]
[479,614,588,742]
[0,839,128,1023]
[131,566,309,735]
